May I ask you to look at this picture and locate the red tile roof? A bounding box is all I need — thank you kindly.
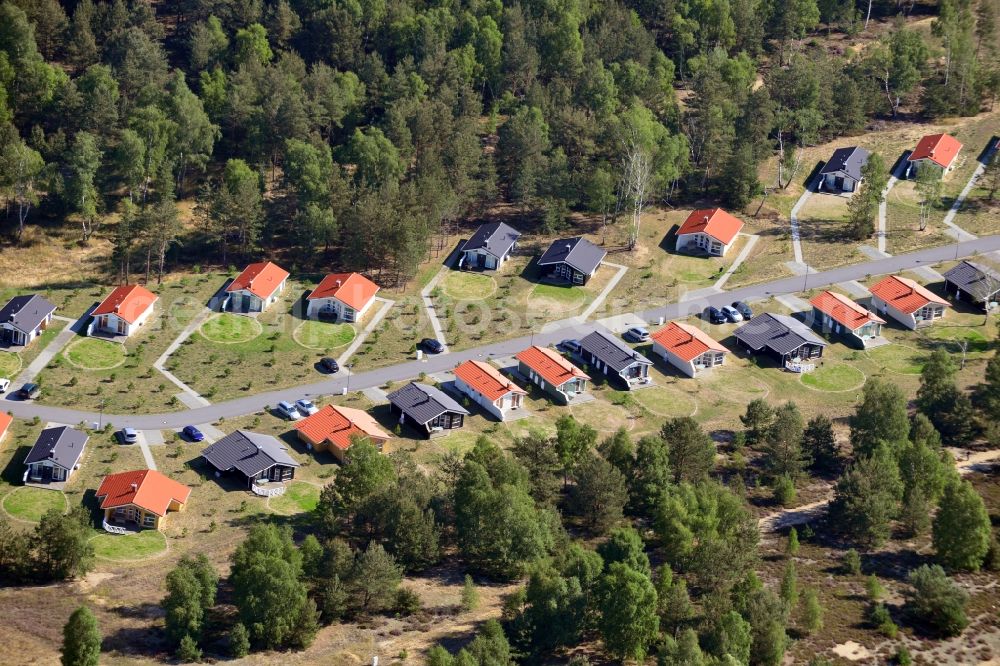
[677,208,744,245]
[453,360,526,402]
[96,469,191,516]
[810,290,885,330]
[226,261,289,299]
[515,346,590,387]
[308,273,380,311]
[92,285,158,324]
[869,275,949,314]
[650,322,727,362]
[909,133,963,169]
[0,412,12,440]
[294,404,392,452]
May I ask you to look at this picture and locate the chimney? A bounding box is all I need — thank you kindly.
[335,279,342,288]
[130,483,138,491]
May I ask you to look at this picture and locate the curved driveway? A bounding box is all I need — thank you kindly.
[5,235,999,430]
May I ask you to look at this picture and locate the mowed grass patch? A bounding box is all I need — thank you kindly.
[63,338,126,370]
[0,352,22,378]
[442,272,496,300]
[293,320,356,350]
[199,313,262,343]
[2,487,68,522]
[865,343,926,375]
[800,362,866,392]
[91,529,167,561]
[923,323,991,353]
[269,481,322,515]
[633,386,697,418]
[527,283,587,313]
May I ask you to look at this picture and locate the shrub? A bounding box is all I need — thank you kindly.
[906,564,968,637]
[865,575,885,601]
[869,604,898,638]
[773,476,796,506]
[896,646,912,665]
[844,549,861,575]
[177,634,202,662]
[395,587,422,616]
[460,574,480,611]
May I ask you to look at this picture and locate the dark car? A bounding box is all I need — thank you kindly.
[16,382,40,399]
[558,339,582,355]
[421,338,445,354]
[319,357,340,373]
[703,306,727,325]
[732,301,753,320]
[182,425,205,442]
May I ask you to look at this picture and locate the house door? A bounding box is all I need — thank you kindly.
[116,317,127,334]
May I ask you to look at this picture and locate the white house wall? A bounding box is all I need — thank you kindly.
[454,376,506,421]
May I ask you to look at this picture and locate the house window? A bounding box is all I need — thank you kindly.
[143,513,156,527]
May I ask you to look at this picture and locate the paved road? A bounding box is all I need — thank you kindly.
[4,235,999,430]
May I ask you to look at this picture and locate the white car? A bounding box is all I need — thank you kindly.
[295,399,318,416]
[276,401,302,420]
[0,378,9,393]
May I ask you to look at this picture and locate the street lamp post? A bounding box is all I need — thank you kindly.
[98,398,106,431]
[345,363,353,394]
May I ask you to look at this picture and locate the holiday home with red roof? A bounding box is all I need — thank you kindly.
[96,469,191,532]
[515,345,590,404]
[810,290,886,348]
[0,412,12,445]
[294,404,392,462]
[452,359,527,421]
[90,284,158,338]
[306,272,380,322]
[906,133,963,178]
[675,208,744,257]
[225,261,289,313]
[869,275,949,330]
[651,321,728,378]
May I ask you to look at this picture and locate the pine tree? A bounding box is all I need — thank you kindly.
[780,560,799,608]
[801,589,823,634]
[461,574,480,611]
[933,479,991,571]
[762,402,807,481]
[61,607,101,666]
[787,527,800,556]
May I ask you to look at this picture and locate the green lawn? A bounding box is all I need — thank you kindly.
[269,481,322,515]
[441,272,497,300]
[923,324,991,353]
[294,320,356,350]
[92,529,167,561]
[800,363,866,392]
[527,283,588,313]
[64,338,126,370]
[200,313,262,343]
[2,487,67,522]
[633,386,698,418]
[0,352,21,378]
[865,343,926,375]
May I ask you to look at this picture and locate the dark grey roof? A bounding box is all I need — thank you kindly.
[462,222,521,259]
[579,330,653,373]
[201,429,300,477]
[387,382,469,424]
[536,237,607,275]
[733,313,826,356]
[0,295,56,334]
[943,261,1000,301]
[819,147,871,181]
[24,426,88,470]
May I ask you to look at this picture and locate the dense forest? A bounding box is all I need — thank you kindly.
[1,0,998,286]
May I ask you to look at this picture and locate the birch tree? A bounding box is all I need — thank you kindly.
[2,136,44,240]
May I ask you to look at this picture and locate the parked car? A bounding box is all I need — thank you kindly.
[558,339,582,355]
[623,326,651,342]
[732,301,753,320]
[421,337,445,354]
[319,357,340,373]
[704,307,727,325]
[16,382,39,399]
[121,427,139,444]
[0,378,9,393]
[721,305,744,323]
[296,399,318,416]
[276,401,302,420]
[182,425,205,442]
